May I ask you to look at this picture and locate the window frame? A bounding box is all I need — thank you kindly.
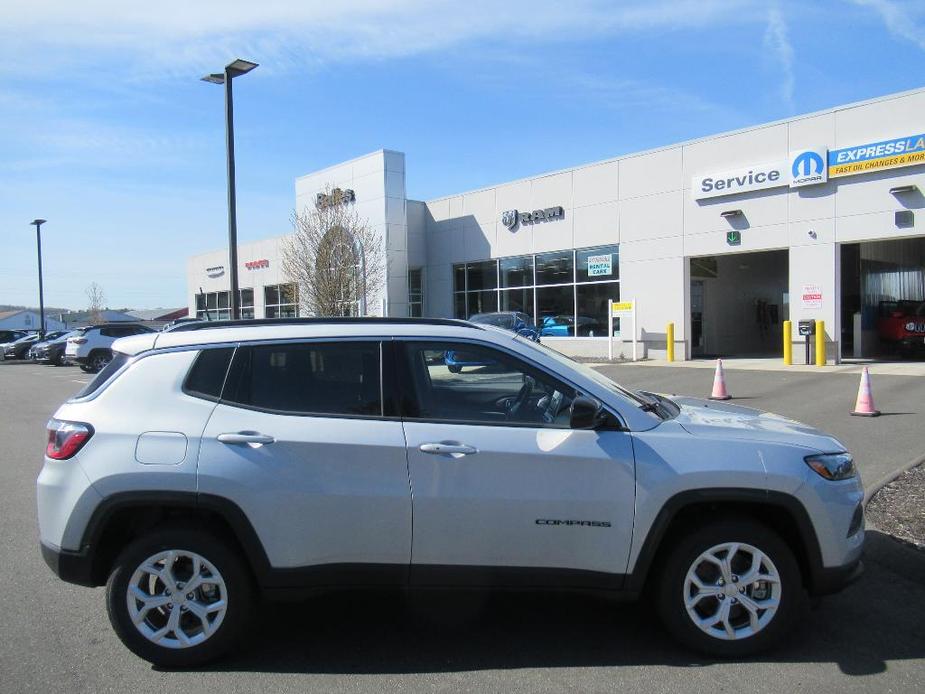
[218,338,388,420]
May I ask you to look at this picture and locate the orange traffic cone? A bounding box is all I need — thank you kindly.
[709,359,731,400]
[850,366,880,417]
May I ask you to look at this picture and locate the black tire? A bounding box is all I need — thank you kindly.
[87,349,112,373]
[79,365,94,373]
[447,364,461,374]
[656,518,805,658]
[106,527,254,668]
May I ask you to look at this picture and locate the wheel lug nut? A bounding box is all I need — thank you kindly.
[187,593,194,600]
[732,576,738,583]
[167,603,173,609]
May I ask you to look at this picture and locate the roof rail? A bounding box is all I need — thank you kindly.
[165,317,481,332]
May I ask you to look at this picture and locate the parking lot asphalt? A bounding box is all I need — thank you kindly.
[2,360,924,693]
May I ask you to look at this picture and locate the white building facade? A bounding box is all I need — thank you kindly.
[188,87,925,361]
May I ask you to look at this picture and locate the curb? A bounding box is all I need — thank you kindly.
[864,450,925,506]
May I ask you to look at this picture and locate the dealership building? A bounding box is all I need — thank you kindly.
[187,86,925,361]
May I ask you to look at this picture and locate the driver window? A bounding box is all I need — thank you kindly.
[401,342,575,427]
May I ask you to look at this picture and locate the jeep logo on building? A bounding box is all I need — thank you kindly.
[501,206,564,230]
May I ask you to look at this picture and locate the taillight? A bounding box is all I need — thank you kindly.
[71,338,88,345]
[45,419,94,460]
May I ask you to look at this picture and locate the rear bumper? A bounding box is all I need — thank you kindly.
[40,542,97,587]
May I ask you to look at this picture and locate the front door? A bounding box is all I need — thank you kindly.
[397,340,636,588]
[197,340,411,582]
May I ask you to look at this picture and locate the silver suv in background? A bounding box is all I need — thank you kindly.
[37,318,864,667]
[65,323,155,372]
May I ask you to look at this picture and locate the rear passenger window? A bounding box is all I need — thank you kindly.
[184,348,234,401]
[224,342,381,417]
[73,352,131,399]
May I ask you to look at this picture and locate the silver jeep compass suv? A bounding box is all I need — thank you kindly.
[37,318,864,667]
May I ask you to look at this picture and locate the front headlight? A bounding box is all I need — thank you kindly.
[805,452,856,481]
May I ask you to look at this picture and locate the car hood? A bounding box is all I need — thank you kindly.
[670,396,844,453]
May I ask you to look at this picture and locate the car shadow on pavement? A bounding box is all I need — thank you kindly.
[200,530,925,677]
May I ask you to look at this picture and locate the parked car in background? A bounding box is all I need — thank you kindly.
[65,324,155,373]
[446,312,540,372]
[30,331,78,366]
[877,300,925,358]
[3,333,44,360]
[23,332,67,361]
[0,330,29,360]
[538,314,605,337]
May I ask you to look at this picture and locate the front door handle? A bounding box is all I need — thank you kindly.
[217,432,276,446]
[419,442,478,458]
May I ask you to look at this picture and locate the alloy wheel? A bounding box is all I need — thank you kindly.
[683,541,782,641]
[126,550,228,649]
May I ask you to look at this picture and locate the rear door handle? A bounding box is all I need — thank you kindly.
[419,442,478,458]
[217,432,276,446]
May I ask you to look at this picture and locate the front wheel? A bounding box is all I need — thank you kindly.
[656,519,805,657]
[106,528,254,668]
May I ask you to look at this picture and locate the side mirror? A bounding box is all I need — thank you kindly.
[569,395,604,430]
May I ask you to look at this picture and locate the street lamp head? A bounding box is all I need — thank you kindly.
[201,73,225,85]
[226,58,258,76]
[31,219,46,227]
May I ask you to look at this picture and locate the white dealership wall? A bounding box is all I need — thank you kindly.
[187,87,925,359]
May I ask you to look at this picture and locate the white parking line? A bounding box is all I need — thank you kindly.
[71,380,89,384]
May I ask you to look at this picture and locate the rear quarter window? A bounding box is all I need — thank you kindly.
[73,352,131,399]
[183,347,235,401]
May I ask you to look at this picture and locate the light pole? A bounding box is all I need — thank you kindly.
[202,58,258,320]
[30,219,47,338]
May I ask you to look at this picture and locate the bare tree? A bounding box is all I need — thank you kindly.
[86,282,105,323]
[283,186,385,317]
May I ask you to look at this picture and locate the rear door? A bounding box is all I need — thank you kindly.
[398,340,636,588]
[197,339,412,582]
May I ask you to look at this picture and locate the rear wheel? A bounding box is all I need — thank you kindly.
[106,528,254,668]
[656,518,804,657]
[88,349,112,373]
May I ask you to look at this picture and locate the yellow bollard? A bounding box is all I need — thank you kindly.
[666,322,675,362]
[815,319,826,366]
[783,320,792,365]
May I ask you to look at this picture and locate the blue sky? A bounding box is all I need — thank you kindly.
[1,0,924,310]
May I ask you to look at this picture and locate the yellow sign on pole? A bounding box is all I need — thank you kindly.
[611,301,634,314]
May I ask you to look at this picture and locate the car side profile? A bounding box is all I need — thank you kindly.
[37,318,864,667]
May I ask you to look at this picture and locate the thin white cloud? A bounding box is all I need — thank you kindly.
[0,1,762,78]
[763,5,795,112]
[852,0,925,50]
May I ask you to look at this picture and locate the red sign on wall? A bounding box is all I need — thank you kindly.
[245,259,269,270]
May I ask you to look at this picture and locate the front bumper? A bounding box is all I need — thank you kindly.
[811,558,864,596]
[40,542,97,587]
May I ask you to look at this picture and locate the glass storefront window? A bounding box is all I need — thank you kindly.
[500,287,533,317]
[500,256,533,288]
[466,290,498,317]
[535,251,573,286]
[576,282,619,337]
[454,293,466,320]
[576,245,619,283]
[536,285,575,336]
[265,283,299,318]
[408,268,423,317]
[454,264,466,292]
[466,260,497,291]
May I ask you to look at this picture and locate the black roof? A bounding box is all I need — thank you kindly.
[165,317,481,332]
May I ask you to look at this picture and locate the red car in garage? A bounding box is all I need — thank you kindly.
[878,300,925,357]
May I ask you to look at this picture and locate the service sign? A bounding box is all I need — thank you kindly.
[829,133,925,178]
[692,161,787,200]
[587,254,613,277]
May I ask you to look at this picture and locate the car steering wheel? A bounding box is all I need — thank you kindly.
[506,375,536,420]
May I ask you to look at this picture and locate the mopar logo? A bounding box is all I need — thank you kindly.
[792,151,824,178]
[790,147,828,188]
